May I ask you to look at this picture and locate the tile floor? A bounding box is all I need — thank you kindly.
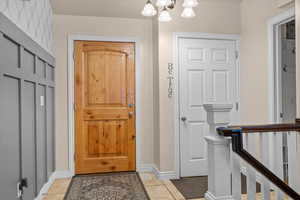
[41,172,280,200]
[41,172,204,200]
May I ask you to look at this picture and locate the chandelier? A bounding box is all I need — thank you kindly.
[141,0,199,22]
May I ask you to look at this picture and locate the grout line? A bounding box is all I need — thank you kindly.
[163,180,184,200]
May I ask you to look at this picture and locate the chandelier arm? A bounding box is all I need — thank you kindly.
[167,0,176,9]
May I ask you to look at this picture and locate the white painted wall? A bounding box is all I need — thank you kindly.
[156,0,241,172]
[0,0,53,54]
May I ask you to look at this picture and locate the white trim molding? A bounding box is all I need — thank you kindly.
[267,7,295,173]
[267,7,295,123]
[205,192,234,200]
[137,164,177,180]
[67,34,142,175]
[153,166,177,180]
[173,32,241,179]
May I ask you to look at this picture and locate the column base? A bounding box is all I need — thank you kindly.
[205,191,235,200]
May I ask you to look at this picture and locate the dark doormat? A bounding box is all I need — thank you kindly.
[171,174,261,199]
[64,172,150,200]
[171,176,208,199]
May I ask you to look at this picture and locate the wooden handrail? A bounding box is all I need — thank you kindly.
[226,119,300,133]
[217,121,300,200]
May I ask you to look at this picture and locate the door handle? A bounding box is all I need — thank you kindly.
[129,112,135,117]
[181,117,187,122]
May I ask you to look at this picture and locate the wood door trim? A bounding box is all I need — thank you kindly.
[67,35,141,176]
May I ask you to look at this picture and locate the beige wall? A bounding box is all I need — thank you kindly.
[52,0,297,174]
[157,0,241,171]
[240,0,294,124]
[152,18,161,168]
[53,14,154,170]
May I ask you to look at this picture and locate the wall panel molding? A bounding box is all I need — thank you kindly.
[0,12,55,200]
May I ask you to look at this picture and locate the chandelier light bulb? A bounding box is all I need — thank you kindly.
[158,7,172,22]
[141,0,157,17]
[181,7,196,18]
[182,0,199,8]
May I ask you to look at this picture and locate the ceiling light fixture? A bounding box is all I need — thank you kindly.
[181,7,195,18]
[158,7,172,22]
[141,0,157,17]
[141,0,198,22]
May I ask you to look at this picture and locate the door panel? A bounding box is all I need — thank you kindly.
[179,38,238,177]
[75,41,136,174]
[0,76,21,200]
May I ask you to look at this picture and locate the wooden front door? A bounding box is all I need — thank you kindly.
[74,41,136,174]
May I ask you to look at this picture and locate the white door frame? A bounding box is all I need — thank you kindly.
[268,7,295,123]
[173,32,241,178]
[67,34,142,175]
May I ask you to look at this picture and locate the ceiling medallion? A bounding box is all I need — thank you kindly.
[141,0,198,22]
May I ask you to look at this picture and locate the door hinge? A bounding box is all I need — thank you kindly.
[235,51,239,59]
[74,154,76,161]
[280,112,284,118]
[73,103,76,111]
[235,102,239,111]
[17,178,28,198]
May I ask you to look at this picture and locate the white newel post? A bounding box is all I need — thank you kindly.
[204,104,234,200]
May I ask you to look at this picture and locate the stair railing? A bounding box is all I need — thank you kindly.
[204,104,300,200]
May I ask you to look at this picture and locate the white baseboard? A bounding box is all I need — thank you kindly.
[137,164,178,180]
[137,164,156,173]
[205,191,234,200]
[152,165,177,180]
[34,170,73,200]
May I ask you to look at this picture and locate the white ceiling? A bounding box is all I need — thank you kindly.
[50,0,148,19]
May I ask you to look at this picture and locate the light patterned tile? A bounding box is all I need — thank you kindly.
[139,172,164,186]
[146,185,175,200]
[47,178,71,195]
[163,180,185,200]
[42,194,65,200]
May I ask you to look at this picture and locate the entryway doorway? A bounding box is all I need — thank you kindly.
[73,41,136,174]
[278,19,296,182]
[175,33,240,177]
[268,8,296,183]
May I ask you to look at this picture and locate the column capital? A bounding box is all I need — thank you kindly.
[204,104,233,126]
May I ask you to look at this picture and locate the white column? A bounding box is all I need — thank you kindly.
[204,104,234,200]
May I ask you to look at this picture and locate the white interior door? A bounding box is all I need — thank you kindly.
[179,37,239,177]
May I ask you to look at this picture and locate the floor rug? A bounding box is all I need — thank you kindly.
[171,175,261,199]
[64,172,150,200]
[171,176,208,199]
